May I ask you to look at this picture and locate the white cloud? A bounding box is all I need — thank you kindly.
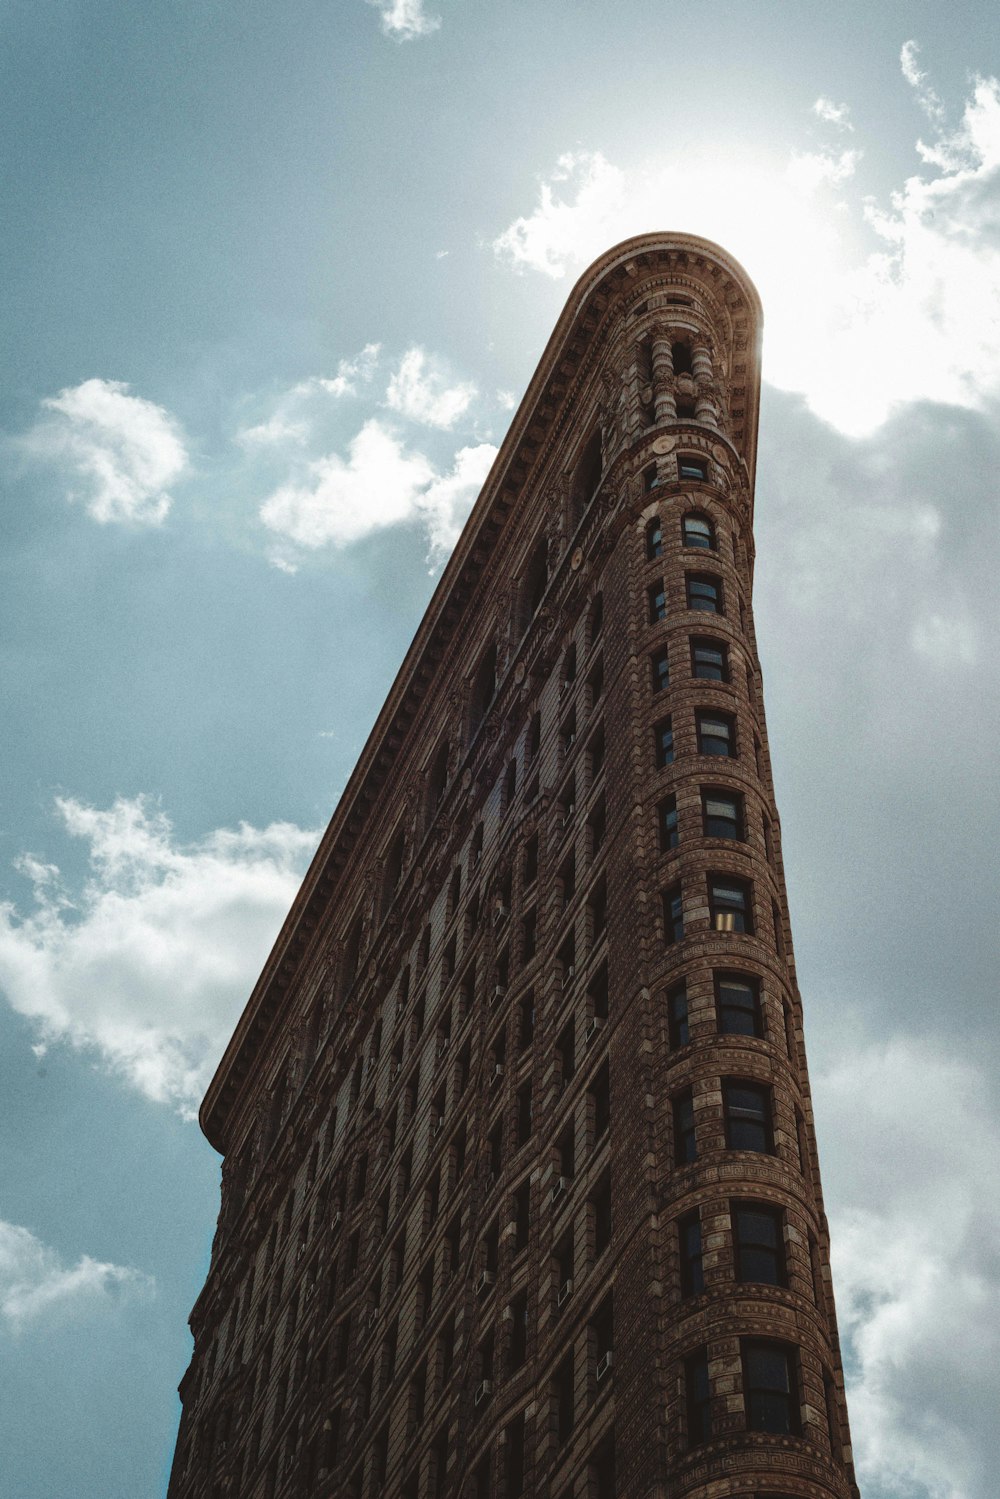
[22,378,187,525]
[492,65,1000,436]
[901,39,947,125]
[814,96,854,130]
[0,1219,152,1332]
[314,342,382,400]
[0,796,317,1116]
[816,1037,1000,1499]
[260,418,435,551]
[366,0,440,41]
[237,345,382,446]
[492,151,628,280]
[260,417,495,564]
[385,347,476,429]
[416,441,498,560]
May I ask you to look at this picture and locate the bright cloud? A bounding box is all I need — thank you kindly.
[385,347,476,429]
[901,39,947,124]
[237,345,383,447]
[366,0,440,41]
[492,62,1000,436]
[417,441,498,559]
[816,1038,1000,1499]
[260,417,495,563]
[813,96,853,129]
[0,796,317,1116]
[22,378,187,524]
[0,1219,153,1332]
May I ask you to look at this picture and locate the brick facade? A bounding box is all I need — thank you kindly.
[167,234,860,1499]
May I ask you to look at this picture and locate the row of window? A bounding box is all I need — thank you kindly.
[646,510,717,558]
[664,874,782,946]
[649,571,729,621]
[673,1078,805,1167]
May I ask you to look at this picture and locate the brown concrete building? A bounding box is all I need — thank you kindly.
[168,234,860,1499]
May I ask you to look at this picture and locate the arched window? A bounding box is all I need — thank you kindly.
[342,914,364,996]
[683,512,715,550]
[589,591,604,644]
[519,537,549,634]
[428,740,450,815]
[381,828,406,917]
[468,641,497,743]
[672,340,694,375]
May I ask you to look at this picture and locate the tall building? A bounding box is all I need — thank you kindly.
[169,234,859,1499]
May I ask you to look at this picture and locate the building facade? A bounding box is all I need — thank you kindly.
[168,234,860,1499]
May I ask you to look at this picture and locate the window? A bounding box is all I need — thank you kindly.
[696,710,735,757]
[679,1210,704,1296]
[472,822,484,870]
[523,835,538,887]
[522,909,537,963]
[589,591,604,643]
[504,758,517,810]
[590,1432,616,1499]
[518,993,535,1051]
[521,539,548,631]
[588,655,604,707]
[691,637,728,682]
[683,512,715,549]
[654,717,674,768]
[557,1021,575,1088]
[686,573,722,614]
[686,1348,712,1445]
[733,1203,786,1285]
[663,883,684,945]
[589,1059,611,1143]
[667,982,689,1048]
[709,877,753,934]
[702,790,743,839]
[505,1411,526,1498]
[562,642,577,688]
[659,794,679,851]
[674,1088,696,1164]
[509,1290,528,1370]
[651,647,670,692]
[591,1290,614,1373]
[429,740,450,813]
[526,710,542,763]
[724,1081,773,1153]
[742,1342,800,1435]
[554,1351,575,1443]
[646,517,664,560]
[591,1171,612,1257]
[679,454,708,482]
[516,1083,532,1147]
[672,341,694,375]
[588,877,607,942]
[648,580,667,623]
[513,1179,530,1254]
[470,642,498,742]
[716,974,763,1037]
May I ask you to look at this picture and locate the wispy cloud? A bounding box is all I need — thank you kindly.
[385,347,476,429]
[491,64,1000,435]
[900,38,947,124]
[0,1220,153,1332]
[0,796,317,1116]
[366,0,440,42]
[237,344,382,447]
[813,96,854,130]
[260,417,495,565]
[21,378,187,525]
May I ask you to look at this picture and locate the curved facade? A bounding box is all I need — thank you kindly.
[168,235,859,1499]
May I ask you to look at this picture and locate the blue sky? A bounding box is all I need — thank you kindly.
[1,3,999,1496]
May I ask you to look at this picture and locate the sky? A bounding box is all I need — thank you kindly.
[1,2,998,1496]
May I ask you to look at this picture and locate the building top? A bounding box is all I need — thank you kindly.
[199,232,763,1154]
